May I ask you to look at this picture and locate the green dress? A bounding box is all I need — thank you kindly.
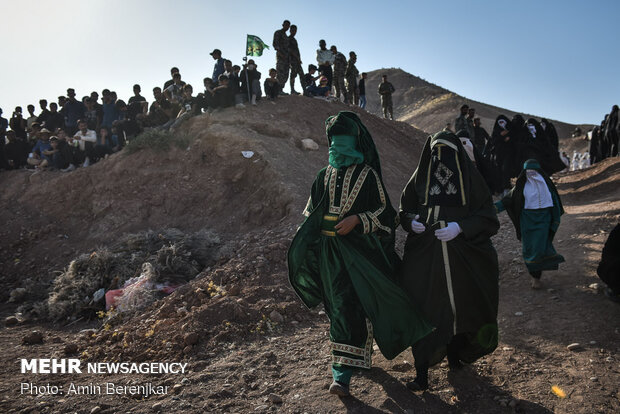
[399,131,500,367]
[288,163,432,369]
[495,159,565,274]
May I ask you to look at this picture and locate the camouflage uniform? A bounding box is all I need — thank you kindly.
[332,52,347,100]
[378,81,395,120]
[288,35,305,93]
[272,28,289,88]
[345,58,359,105]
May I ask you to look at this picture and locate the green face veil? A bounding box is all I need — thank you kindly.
[324,111,384,179]
[328,134,364,169]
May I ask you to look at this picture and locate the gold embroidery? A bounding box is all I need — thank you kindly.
[359,212,370,233]
[323,214,338,221]
[328,167,339,214]
[365,168,391,234]
[321,230,336,237]
[340,165,371,218]
[302,196,312,217]
[331,319,374,369]
[331,342,366,356]
[339,165,355,210]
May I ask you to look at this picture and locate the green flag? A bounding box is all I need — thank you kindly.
[246,34,269,56]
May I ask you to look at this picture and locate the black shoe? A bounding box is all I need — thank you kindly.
[329,381,350,396]
[406,377,428,391]
[290,90,300,95]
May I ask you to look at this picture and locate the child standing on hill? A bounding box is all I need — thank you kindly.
[495,159,565,289]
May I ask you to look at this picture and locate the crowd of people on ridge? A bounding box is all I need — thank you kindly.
[444,104,570,196]
[0,19,400,173]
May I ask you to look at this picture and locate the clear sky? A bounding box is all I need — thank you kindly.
[0,0,618,125]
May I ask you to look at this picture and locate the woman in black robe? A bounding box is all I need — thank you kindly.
[521,118,566,175]
[399,131,500,391]
[491,115,516,194]
[540,118,559,150]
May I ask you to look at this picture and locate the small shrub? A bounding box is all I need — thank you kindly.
[124,129,192,154]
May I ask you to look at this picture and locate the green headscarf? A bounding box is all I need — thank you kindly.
[328,135,364,169]
[325,111,384,179]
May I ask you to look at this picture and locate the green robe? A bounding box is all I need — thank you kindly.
[495,164,565,273]
[288,163,432,369]
[399,132,500,367]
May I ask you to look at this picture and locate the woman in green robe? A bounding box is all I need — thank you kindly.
[399,131,500,391]
[495,159,565,289]
[288,111,432,397]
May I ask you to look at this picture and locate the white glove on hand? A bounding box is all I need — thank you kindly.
[434,222,462,242]
[411,215,425,234]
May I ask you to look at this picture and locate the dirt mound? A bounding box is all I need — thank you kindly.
[0,96,427,306]
[363,68,594,145]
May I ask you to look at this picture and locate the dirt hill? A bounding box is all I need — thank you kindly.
[0,98,619,414]
[363,68,593,152]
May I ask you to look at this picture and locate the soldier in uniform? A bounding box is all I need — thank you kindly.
[345,52,360,105]
[272,20,290,92]
[288,25,305,95]
[378,74,395,120]
[331,45,347,101]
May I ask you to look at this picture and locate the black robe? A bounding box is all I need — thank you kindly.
[491,115,517,191]
[399,131,500,366]
[540,118,559,150]
[597,223,620,295]
[521,118,566,175]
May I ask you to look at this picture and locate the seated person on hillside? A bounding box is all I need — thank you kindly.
[197,78,216,112]
[5,130,29,169]
[305,75,330,97]
[47,135,74,170]
[143,87,172,127]
[72,120,97,167]
[239,59,262,105]
[27,128,53,168]
[303,64,319,96]
[211,75,234,110]
[171,84,200,130]
[165,73,185,102]
[264,69,280,100]
[116,99,143,138]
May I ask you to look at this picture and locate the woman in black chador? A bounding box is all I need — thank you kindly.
[490,115,517,194]
[399,131,500,391]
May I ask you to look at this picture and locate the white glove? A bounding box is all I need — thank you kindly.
[434,222,462,242]
[411,215,425,234]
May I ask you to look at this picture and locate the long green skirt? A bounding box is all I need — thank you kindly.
[520,208,565,273]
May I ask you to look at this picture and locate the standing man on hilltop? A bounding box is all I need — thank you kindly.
[378,74,395,120]
[454,104,469,135]
[331,45,347,101]
[316,40,334,89]
[288,25,305,95]
[210,49,225,86]
[345,51,359,105]
[273,20,290,94]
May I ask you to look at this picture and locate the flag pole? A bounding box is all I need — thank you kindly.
[243,56,251,103]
